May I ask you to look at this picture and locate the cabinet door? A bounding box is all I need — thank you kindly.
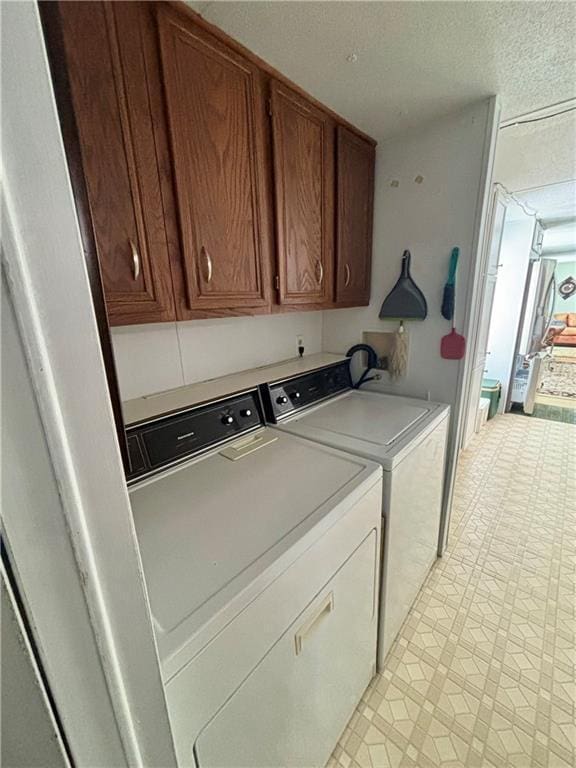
[336,127,375,305]
[157,7,271,311]
[59,1,176,325]
[270,82,334,306]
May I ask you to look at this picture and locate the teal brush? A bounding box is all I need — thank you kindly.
[441,247,459,321]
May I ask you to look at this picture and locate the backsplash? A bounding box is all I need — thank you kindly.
[111,312,323,401]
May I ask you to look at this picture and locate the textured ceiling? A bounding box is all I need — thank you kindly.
[193,1,576,140]
[495,109,576,194]
[516,180,576,222]
[516,181,576,254]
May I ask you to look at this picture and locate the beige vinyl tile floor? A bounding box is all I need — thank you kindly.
[329,414,575,768]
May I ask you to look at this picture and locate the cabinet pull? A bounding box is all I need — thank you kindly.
[316,259,324,286]
[201,246,213,283]
[294,592,334,656]
[130,239,140,281]
[344,263,351,287]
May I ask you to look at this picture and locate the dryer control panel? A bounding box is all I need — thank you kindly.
[126,390,263,483]
[261,361,352,423]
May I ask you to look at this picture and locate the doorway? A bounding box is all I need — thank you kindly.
[461,96,576,442]
[463,179,576,442]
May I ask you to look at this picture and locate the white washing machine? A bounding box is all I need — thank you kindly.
[126,387,382,767]
[260,360,450,666]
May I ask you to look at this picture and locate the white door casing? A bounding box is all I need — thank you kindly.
[461,185,507,449]
[438,96,501,554]
[1,3,178,765]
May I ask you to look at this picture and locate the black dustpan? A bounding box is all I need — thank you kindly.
[379,250,428,320]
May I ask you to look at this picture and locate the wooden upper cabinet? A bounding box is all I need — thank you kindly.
[53,1,375,325]
[270,82,335,306]
[335,127,375,305]
[157,6,271,311]
[58,1,176,325]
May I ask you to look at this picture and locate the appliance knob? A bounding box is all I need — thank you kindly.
[221,414,234,425]
[290,391,301,400]
[276,395,288,405]
[240,409,252,418]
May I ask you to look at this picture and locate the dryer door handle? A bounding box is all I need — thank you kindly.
[294,592,334,655]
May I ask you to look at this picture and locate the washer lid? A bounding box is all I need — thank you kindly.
[300,394,429,446]
[129,428,380,671]
[276,391,449,470]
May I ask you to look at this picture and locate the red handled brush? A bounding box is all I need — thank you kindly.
[441,247,466,359]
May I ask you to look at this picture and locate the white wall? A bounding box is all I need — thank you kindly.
[112,312,323,401]
[485,211,535,407]
[322,100,494,408]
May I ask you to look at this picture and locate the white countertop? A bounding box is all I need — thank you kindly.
[122,353,346,425]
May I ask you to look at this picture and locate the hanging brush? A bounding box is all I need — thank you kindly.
[441,247,459,321]
[389,321,408,379]
[440,245,466,360]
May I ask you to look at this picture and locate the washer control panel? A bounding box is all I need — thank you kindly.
[261,361,352,423]
[126,390,263,482]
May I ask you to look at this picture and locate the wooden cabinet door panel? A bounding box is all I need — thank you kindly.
[335,126,375,305]
[59,1,175,325]
[157,7,270,310]
[271,83,334,305]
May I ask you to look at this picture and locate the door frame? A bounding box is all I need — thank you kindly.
[438,96,501,553]
[459,184,509,449]
[505,258,536,411]
[38,0,129,470]
[2,3,177,765]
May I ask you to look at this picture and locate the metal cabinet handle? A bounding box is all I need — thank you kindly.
[129,239,140,281]
[344,263,351,287]
[316,259,324,285]
[201,246,213,283]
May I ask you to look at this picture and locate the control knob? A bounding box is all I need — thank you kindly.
[290,391,301,400]
[240,409,252,418]
[276,395,288,405]
[221,414,234,425]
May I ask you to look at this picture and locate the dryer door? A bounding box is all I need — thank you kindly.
[194,531,378,768]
